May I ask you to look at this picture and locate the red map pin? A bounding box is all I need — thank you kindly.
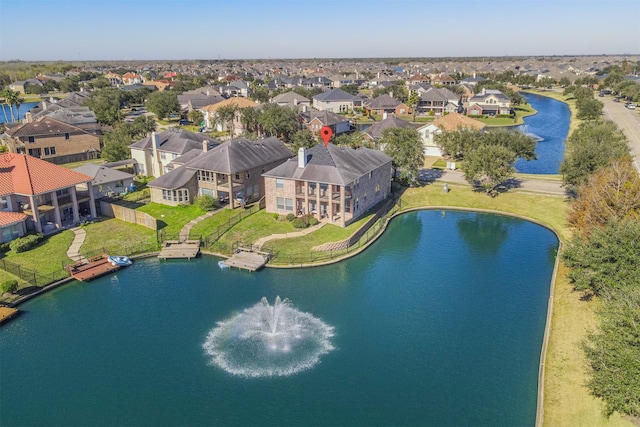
[320,126,332,147]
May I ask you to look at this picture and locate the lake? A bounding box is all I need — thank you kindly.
[514,92,570,174]
[0,210,558,426]
[0,101,39,124]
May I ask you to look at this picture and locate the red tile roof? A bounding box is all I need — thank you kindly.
[0,211,28,227]
[0,153,92,196]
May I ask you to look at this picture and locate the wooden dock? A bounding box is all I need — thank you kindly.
[67,254,122,282]
[158,240,201,260]
[0,306,20,325]
[223,247,270,271]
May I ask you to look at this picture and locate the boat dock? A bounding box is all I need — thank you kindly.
[222,247,270,271]
[67,254,122,282]
[0,306,20,325]
[158,240,201,260]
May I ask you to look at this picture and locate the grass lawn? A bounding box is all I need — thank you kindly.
[215,211,302,247]
[3,230,75,276]
[137,202,206,236]
[80,218,157,256]
[189,207,252,239]
[60,158,104,169]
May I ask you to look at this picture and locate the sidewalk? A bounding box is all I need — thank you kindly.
[66,227,88,263]
[253,221,326,250]
[178,208,224,241]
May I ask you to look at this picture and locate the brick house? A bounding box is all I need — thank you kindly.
[363,94,409,116]
[300,110,351,137]
[466,89,512,116]
[263,143,392,227]
[0,153,97,241]
[147,137,292,209]
[312,88,362,112]
[5,116,101,164]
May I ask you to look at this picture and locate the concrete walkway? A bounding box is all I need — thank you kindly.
[253,221,326,250]
[66,227,88,263]
[178,208,224,241]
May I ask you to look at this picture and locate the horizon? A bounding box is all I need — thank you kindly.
[1,0,639,62]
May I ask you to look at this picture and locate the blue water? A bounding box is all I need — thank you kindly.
[0,210,558,426]
[514,93,570,174]
[0,102,39,124]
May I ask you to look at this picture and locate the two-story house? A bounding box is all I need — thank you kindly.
[417,113,485,156]
[129,129,221,177]
[0,153,97,241]
[146,137,292,209]
[312,88,362,113]
[466,89,512,116]
[363,94,409,116]
[300,110,351,137]
[5,116,101,164]
[263,143,392,227]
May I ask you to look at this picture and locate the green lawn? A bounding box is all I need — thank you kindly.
[189,207,252,239]
[80,218,157,256]
[3,230,75,276]
[215,211,302,247]
[137,202,206,236]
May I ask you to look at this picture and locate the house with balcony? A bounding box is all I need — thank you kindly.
[0,153,97,241]
[416,87,461,116]
[129,129,221,177]
[146,137,292,209]
[466,89,511,116]
[263,143,392,227]
[300,110,351,137]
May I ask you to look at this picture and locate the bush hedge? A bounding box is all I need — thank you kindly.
[1,280,18,293]
[9,233,44,253]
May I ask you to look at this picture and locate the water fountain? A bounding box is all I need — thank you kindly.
[518,124,544,141]
[203,296,335,378]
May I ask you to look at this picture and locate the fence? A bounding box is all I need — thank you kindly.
[234,197,403,265]
[0,258,69,288]
[100,200,157,230]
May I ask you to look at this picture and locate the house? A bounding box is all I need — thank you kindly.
[263,143,392,227]
[312,88,362,112]
[199,97,258,134]
[104,72,122,86]
[7,80,43,94]
[300,110,351,137]
[5,116,101,164]
[430,73,456,86]
[72,164,136,199]
[417,113,485,156]
[363,94,409,116]
[219,80,250,98]
[363,115,416,143]
[416,87,461,116]
[178,92,225,113]
[147,137,292,209]
[0,153,97,240]
[271,91,311,111]
[466,89,511,116]
[121,72,144,85]
[129,129,221,177]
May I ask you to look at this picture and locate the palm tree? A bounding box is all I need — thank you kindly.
[2,89,23,122]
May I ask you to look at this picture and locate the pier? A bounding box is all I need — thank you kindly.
[158,240,201,260]
[0,306,19,325]
[222,247,270,271]
[67,254,122,282]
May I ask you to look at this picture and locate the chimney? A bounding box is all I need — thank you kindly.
[25,112,32,123]
[42,102,47,111]
[297,147,307,168]
[206,90,210,96]
[382,112,388,120]
[202,140,209,152]
[151,132,162,176]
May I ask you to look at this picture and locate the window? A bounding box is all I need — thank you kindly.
[276,197,284,210]
[28,136,35,143]
[276,178,284,189]
[368,171,373,179]
[0,197,8,210]
[65,133,70,140]
[235,173,240,180]
[375,184,380,194]
[28,148,42,157]
[285,198,293,211]
[160,152,167,160]
[162,189,168,200]
[56,188,69,196]
[246,172,250,179]
[198,170,213,182]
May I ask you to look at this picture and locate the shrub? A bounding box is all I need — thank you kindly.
[194,194,219,211]
[292,218,309,229]
[286,213,296,222]
[272,213,280,220]
[1,280,18,293]
[308,216,319,226]
[0,242,10,253]
[9,233,44,253]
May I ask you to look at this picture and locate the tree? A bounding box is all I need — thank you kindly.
[340,84,360,96]
[463,144,517,195]
[86,88,124,125]
[291,129,317,152]
[146,91,180,120]
[1,89,23,122]
[434,127,484,160]
[215,104,238,133]
[560,121,630,192]
[188,109,204,127]
[239,107,262,136]
[483,128,537,161]
[380,127,423,186]
[58,75,80,93]
[334,132,371,149]
[249,85,269,103]
[576,98,603,121]
[90,76,111,89]
[568,158,640,236]
[100,116,156,162]
[258,104,299,143]
[559,76,572,87]
[407,91,420,121]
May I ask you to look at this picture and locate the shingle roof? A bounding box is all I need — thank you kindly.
[129,129,221,154]
[263,143,391,186]
[303,110,349,126]
[146,166,197,190]
[272,91,310,104]
[313,88,360,102]
[365,94,402,110]
[6,116,89,138]
[72,164,134,186]
[186,137,292,174]
[0,153,92,196]
[364,116,416,140]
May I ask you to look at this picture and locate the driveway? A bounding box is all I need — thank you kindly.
[601,96,640,171]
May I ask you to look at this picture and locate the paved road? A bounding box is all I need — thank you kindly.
[600,96,640,171]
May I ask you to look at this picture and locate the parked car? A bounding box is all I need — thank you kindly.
[178,119,191,125]
[628,104,637,110]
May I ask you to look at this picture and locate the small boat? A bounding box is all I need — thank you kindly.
[108,255,132,267]
[218,260,229,269]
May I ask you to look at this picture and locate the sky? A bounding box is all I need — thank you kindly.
[0,0,639,61]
